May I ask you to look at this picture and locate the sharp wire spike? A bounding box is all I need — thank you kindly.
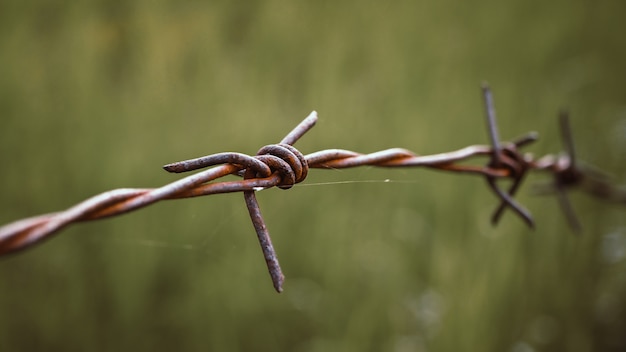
[481,83,535,228]
[1,90,622,291]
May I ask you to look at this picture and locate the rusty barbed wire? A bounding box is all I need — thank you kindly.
[1,84,624,292]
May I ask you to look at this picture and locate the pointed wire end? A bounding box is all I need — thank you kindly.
[490,209,535,230]
[273,274,285,293]
[563,210,582,235]
[481,82,492,103]
[163,163,184,173]
[490,204,505,227]
[526,217,536,230]
[513,131,540,148]
[490,212,502,227]
[486,178,535,230]
[304,110,318,133]
[555,184,583,235]
[280,110,319,146]
[515,206,536,230]
[300,110,318,131]
[558,109,578,167]
[303,110,319,133]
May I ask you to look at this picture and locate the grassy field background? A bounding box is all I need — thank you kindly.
[1,1,625,351]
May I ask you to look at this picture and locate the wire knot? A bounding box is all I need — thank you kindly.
[495,144,531,179]
[251,144,309,189]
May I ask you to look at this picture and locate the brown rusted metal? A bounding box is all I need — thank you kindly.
[241,125,312,292]
[480,84,535,228]
[0,88,623,292]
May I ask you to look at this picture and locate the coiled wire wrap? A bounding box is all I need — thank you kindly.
[1,86,624,292]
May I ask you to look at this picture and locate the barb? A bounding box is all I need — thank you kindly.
[481,83,534,228]
[1,86,623,292]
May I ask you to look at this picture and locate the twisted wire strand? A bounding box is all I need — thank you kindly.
[0,141,513,254]
[1,88,624,292]
[0,126,611,249]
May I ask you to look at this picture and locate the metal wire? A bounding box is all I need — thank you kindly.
[1,85,624,292]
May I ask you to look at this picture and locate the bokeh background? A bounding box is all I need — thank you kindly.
[1,1,625,351]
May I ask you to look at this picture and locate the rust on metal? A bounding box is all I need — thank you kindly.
[1,88,624,292]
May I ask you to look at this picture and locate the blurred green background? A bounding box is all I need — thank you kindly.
[1,1,625,351]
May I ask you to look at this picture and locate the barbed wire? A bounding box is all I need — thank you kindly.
[1,84,624,292]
